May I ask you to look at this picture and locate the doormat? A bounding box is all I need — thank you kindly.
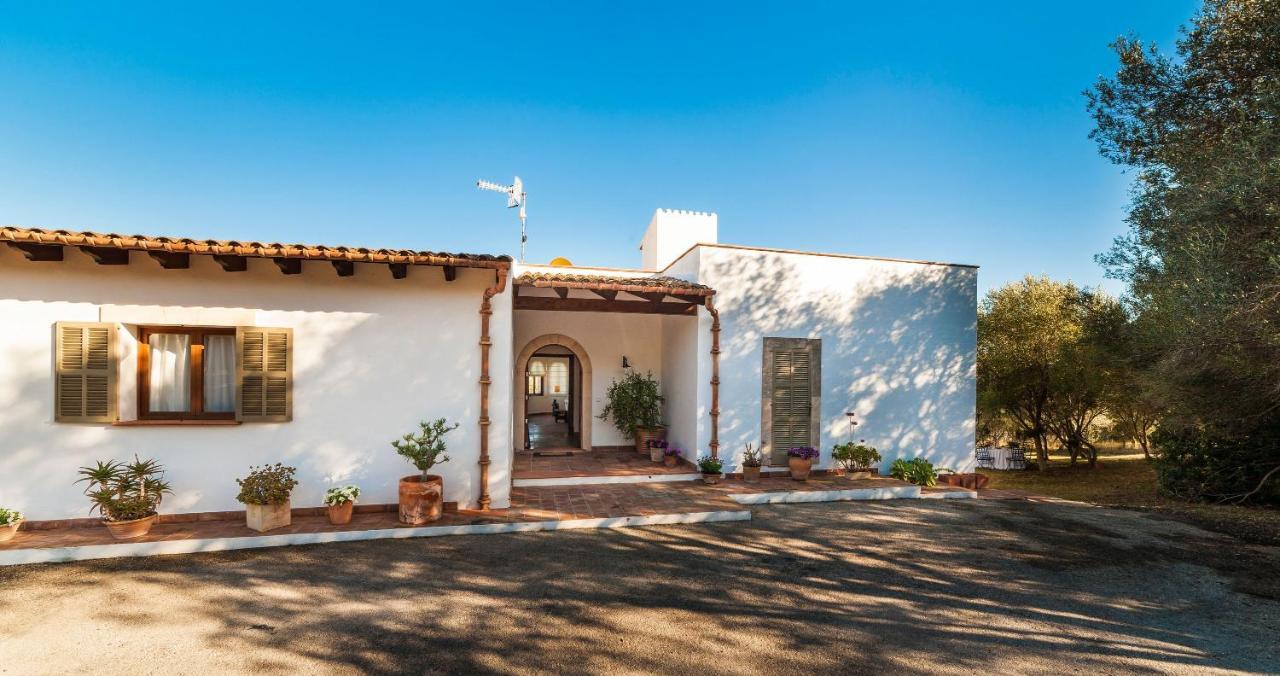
[533,450,574,457]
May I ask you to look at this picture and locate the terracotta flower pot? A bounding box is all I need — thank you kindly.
[327,500,354,525]
[743,465,761,484]
[104,514,158,540]
[246,501,291,532]
[0,519,22,543]
[399,475,444,525]
[663,455,678,468]
[634,426,667,454]
[702,472,721,485]
[788,457,813,481]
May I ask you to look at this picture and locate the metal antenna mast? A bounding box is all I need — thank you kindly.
[475,176,527,262]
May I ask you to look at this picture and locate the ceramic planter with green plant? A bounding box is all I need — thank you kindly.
[741,443,764,483]
[598,370,665,453]
[77,456,173,539]
[786,446,820,481]
[0,507,23,543]
[393,418,458,525]
[831,440,882,478]
[324,485,361,525]
[236,463,299,532]
[890,457,938,487]
[697,456,724,485]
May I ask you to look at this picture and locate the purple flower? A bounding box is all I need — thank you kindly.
[787,446,820,460]
[663,447,681,457]
[648,439,669,449]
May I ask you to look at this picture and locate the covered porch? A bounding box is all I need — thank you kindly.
[510,270,722,484]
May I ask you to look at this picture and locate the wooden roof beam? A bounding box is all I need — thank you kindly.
[273,258,302,275]
[212,254,247,272]
[389,263,408,279]
[148,251,190,269]
[81,247,129,265]
[442,265,457,282]
[6,242,63,261]
[332,260,355,277]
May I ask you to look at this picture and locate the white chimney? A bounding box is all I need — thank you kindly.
[639,209,718,271]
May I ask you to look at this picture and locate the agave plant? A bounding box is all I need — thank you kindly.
[77,456,172,522]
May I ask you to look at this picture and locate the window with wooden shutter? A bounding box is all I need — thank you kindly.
[54,322,117,423]
[236,327,292,422]
[761,338,821,465]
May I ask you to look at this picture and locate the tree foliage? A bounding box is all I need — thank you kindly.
[1088,0,1280,502]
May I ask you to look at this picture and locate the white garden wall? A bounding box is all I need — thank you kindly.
[0,245,513,519]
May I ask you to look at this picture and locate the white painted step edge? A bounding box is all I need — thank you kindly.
[512,473,702,487]
[729,486,923,504]
[0,509,752,567]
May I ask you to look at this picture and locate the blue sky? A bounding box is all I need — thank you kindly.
[0,2,1197,293]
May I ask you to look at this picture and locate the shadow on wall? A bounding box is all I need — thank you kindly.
[708,253,977,472]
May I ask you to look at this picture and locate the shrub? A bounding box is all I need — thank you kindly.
[599,371,664,434]
[0,507,22,526]
[832,441,881,471]
[77,456,172,521]
[697,456,724,474]
[324,485,361,506]
[1152,423,1280,504]
[392,418,459,480]
[787,446,820,461]
[742,443,763,468]
[890,457,938,487]
[236,463,298,505]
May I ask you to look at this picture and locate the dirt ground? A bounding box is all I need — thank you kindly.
[2,499,1278,675]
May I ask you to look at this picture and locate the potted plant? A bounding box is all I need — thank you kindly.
[0,507,22,543]
[787,446,820,481]
[324,485,361,525]
[831,440,882,479]
[741,443,763,483]
[890,457,939,487]
[648,438,669,463]
[697,456,724,485]
[598,371,666,453]
[663,446,682,467]
[77,457,172,540]
[236,463,298,532]
[392,418,458,525]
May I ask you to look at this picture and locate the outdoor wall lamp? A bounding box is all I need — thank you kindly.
[622,356,632,369]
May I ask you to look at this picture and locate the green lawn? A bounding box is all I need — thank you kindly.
[979,445,1280,546]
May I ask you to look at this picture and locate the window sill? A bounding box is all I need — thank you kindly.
[113,419,242,427]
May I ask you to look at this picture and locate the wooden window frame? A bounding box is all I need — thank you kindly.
[137,326,237,421]
[526,374,545,396]
[760,337,822,466]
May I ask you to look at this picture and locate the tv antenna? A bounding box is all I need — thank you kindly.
[475,176,527,262]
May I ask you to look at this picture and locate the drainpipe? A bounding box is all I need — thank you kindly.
[478,267,509,510]
[705,295,721,459]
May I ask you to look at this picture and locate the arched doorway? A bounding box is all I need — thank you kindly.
[514,333,593,453]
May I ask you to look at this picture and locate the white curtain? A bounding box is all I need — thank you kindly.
[148,334,191,412]
[203,335,235,413]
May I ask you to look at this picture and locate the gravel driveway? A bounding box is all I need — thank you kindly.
[1,499,1277,675]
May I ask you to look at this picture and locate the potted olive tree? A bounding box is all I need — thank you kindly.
[324,485,361,525]
[77,457,172,539]
[0,507,23,543]
[393,418,458,525]
[741,443,763,483]
[236,463,298,532]
[599,370,665,453]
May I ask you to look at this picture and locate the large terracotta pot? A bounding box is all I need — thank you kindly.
[663,455,678,468]
[327,501,355,525]
[743,465,761,484]
[399,475,443,525]
[0,519,22,543]
[634,426,667,454]
[104,514,158,540]
[788,457,813,481]
[246,501,291,532]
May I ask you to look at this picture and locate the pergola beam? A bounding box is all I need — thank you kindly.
[513,296,697,315]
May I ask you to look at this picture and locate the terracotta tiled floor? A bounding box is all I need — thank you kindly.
[513,448,698,479]
[0,482,743,552]
[705,474,920,495]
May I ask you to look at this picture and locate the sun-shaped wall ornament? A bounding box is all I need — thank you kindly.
[549,257,573,267]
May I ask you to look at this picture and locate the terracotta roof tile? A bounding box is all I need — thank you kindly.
[515,272,714,296]
[0,226,512,268]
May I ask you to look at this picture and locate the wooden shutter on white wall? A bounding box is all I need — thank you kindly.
[236,327,292,422]
[54,322,117,423]
[763,338,821,465]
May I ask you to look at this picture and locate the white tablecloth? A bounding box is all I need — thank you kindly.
[985,447,1013,470]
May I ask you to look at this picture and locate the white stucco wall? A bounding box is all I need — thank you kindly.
[0,246,512,519]
[512,308,664,448]
[692,245,977,474]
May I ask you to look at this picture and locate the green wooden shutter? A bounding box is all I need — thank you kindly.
[770,349,813,464]
[236,327,292,422]
[54,322,117,423]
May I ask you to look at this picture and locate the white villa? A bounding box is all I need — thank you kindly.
[0,209,977,525]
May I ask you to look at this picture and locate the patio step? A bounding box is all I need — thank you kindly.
[512,472,702,488]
